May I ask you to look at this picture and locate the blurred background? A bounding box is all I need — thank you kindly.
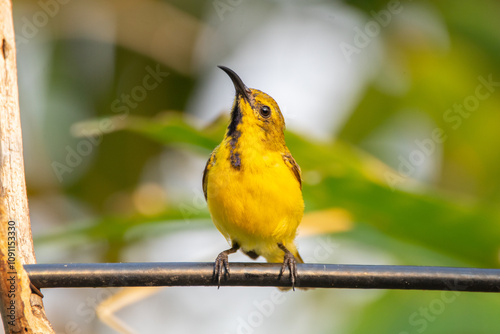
[8,0,500,333]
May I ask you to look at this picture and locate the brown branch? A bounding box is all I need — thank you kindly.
[0,1,54,332]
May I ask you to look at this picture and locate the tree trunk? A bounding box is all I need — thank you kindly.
[0,0,54,332]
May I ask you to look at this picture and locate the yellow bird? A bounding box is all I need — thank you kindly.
[203,66,304,288]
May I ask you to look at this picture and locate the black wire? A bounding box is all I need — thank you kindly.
[25,263,500,292]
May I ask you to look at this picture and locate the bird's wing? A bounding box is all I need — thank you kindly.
[282,152,302,189]
[202,147,218,200]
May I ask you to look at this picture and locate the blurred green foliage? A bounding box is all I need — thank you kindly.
[60,113,499,269]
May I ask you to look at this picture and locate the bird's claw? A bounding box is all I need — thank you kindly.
[278,251,298,291]
[213,252,230,288]
[213,244,240,289]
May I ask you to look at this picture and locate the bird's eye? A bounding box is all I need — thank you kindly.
[260,105,271,118]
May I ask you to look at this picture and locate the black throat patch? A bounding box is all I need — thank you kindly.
[227,99,242,137]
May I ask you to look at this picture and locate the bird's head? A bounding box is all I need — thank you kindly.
[219,66,286,149]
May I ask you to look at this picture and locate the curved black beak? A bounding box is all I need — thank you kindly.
[218,66,251,102]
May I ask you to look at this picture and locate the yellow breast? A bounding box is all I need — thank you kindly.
[206,141,303,256]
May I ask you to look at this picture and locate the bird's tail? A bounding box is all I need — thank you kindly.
[264,244,303,264]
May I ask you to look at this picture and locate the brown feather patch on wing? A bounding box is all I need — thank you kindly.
[202,148,218,200]
[282,152,302,189]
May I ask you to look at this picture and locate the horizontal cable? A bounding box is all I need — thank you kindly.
[25,262,500,292]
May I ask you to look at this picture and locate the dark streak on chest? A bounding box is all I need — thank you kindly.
[227,99,243,170]
[229,130,241,170]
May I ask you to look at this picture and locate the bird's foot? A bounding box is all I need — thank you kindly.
[213,244,240,288]
[277,243,298,291]
[213,252,230,288]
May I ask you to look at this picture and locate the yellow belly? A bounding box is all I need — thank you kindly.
[206,151,303,261]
